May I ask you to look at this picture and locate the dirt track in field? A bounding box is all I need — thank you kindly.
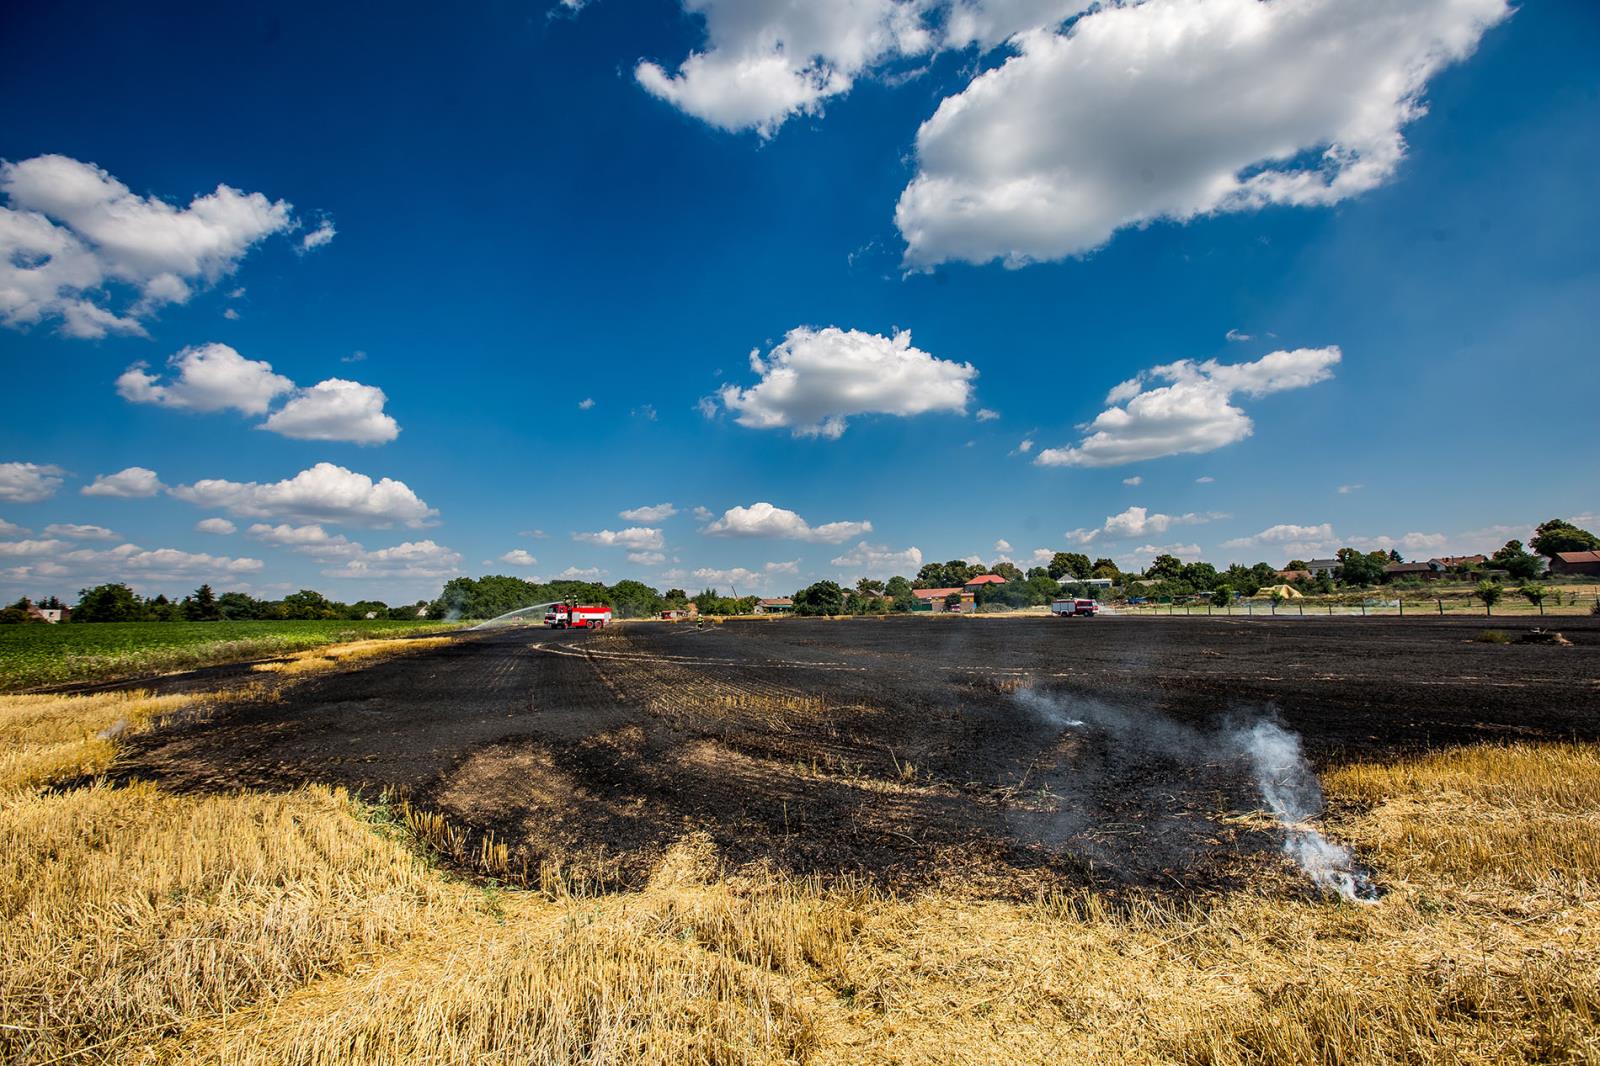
[118,615,1600,895]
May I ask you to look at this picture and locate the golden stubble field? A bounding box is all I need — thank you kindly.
[2,635,1598,1065]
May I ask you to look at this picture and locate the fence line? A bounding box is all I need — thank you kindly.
[1115,594,1597,619]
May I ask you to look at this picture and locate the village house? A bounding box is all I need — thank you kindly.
[1383,561,1444,580]
[752,598,793,614]
[1550,550,1600,577]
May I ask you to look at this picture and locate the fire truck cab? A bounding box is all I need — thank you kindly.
[544,603,612,629]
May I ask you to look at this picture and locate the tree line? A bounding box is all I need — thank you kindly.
[5,518,1593,624]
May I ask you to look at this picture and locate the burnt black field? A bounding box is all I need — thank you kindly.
[119,615,1600,895]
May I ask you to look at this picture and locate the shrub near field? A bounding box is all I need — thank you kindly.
[0,619,460,691]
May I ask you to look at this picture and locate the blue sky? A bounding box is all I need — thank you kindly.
[2,0,1596,603]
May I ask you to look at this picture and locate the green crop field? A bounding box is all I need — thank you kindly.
[0,620,463,692]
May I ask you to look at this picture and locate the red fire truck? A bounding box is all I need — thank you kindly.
[544,603,612,629]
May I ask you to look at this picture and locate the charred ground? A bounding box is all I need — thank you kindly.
[118,615,1600,896]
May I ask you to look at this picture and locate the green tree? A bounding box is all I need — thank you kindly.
[1530,519,1600,559]
[1181,562,1219,591]
[884,575,917,613]
[183,584,221,621]
[1,597,42,624]
[608,580,663,618]
[1285,559,1309,571]
[1519,583,1548,615]
[793,580,846,616]
[216,591,262,620]
[1222,564,1264,597]
[1474,580,1503,615]
[1335,548,1385,587]
[73,583,144,622]
[1491,540,1542,581]
[1048,552,1092,581]
[1210,584,1233,608]
[280,589,341,620]
[855,577,886,596]
[1145,554,1185,583]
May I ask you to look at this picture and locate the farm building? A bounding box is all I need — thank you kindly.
[1550,550,1600,576]
[1431,554,1488,570]
[911,587,976,612]
[1305,558,1340,577]
[1384,561,1443,580]
[661,604,700,620]
[753,598,794,614]
[26,603,69,623]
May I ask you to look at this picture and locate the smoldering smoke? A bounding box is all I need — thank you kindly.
[1014,688,1377,902]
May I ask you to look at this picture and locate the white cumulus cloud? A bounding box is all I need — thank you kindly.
[170,463,437,527]
[703,502,871,544]
[43,523,118,540]
[300,220,336,251]
[261,379,400,444]
[117,343,294,415]
[830,541,925,578]
[627,550,668,566]
[1037,347,1340,468]
[0,462,66,503]
[619,502,678,522]
[1066,505,1222,544]
[573,527,666,550]
[0,154,298,337]
[195,517,237,535]
[896,0,1512,267]
[500,549,539,566]
[717,327,975,439]
[322,540,462,580]
[82,466,164,498]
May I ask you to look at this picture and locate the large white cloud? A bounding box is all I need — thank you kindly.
[0,539,66,557]
[261,379,400,444]
[170,463,437,527]
[119,344,400,444]
[0,154,299,337]
[829,541,924,577]
[81,466,165,498]
[636,0,935,136]
[195,518,237,535]
[1036,347,1340,468]
[1066,505,1224,543]
[703,501,871,544]
[117,343,294,415]
[247,522,361,559]
[0,462,65,503]
[573,527,667,550]
[1219,523,1338,551]
[690,560,797,594]
[897,0,1511,267]
[716,327,975,439]
[1,538,264,582]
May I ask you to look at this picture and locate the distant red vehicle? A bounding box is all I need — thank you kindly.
[1050,598,1099,617]
[544,604,612,629]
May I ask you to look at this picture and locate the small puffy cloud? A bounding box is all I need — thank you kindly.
[500,549,539,566]
[896,0,1512,267]
[573,527,666,550]
[703,502,871,544]
[1122,476,1141,486]
[222,308,240,320]
[627,550,667,566]
[636,0,935,137]
[82,466,164,498]
[1195,476,1215,485]
[1127,543,1203,565]
[43,523,118,540]
[0,154,297,337]
[342,350,367,364]
[691,560,795,594]
[322,540,462,580]
[0,539,67,557]
[691,506,713,522]
[620,502,678,522]
[830,541,924,578]
[994,538,1012,552]
[117,343,294,415]
[716,327,975,439]
[247,522,360,559]
[1220,523,1338,551]
[976,408,1000,422]
[1067,506,1223,544]
[171,463,437,527]
[1037,347,1340,468]
[1338,483,1364,495]
[578,397,595,410]
[1014,439,1034,455]
[0,518,27,536]
[1226,329,1252,343]
[261,379,400,444]
[0,462,66,503]
[557,565,605,580]
[300,220,336,251]
[195,517,236,535]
